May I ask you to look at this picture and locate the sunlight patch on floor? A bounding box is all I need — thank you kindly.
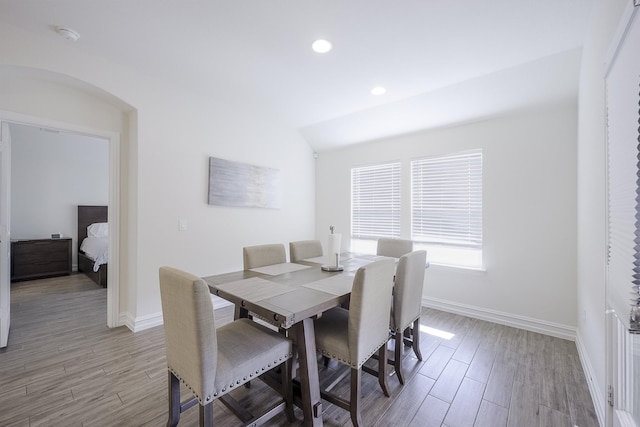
[420,324,455,340]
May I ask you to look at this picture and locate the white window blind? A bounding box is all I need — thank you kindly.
[351,162,401,239]
[411,150,482,248]
[606,21,640,332]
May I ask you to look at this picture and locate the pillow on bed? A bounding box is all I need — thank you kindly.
[80,236,108,260]
[87,222,109,238]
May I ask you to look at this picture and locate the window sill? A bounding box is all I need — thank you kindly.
[427,262,486,274]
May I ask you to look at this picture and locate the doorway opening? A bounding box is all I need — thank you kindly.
[0,112,121,343]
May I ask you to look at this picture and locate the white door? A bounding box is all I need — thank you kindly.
[608,311,639,427]
[0,121,12,347]
[605,2,640,426]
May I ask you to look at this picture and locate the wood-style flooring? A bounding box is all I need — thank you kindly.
[0,274,600,426]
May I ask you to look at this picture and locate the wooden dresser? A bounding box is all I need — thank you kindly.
[11,238,72,282]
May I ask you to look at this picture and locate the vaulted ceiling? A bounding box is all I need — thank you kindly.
[0,0,594,151]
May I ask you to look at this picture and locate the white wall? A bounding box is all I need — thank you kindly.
[10,123,109,268]
[0,22,316,328]
[576,0,628,422]
[316,102,578,336]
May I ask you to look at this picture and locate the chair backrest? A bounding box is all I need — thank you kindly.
[159,267,217,403]
[376,238,414,258]
[289,240,323,262]
[243,243,286,269]
[348,258,395,367]
[392,250,427,332]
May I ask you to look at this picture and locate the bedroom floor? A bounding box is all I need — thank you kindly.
[0,274,599,426]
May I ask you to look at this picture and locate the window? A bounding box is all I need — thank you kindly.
[411,150,483,268]
[351,162,400,253]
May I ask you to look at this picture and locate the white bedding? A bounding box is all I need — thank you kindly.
[80,236,108,272]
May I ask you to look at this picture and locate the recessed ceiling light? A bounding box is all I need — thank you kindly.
[371,86,386,96]
[312,39,332,53]
[55,26,80,41]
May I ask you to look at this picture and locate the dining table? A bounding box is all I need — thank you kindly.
[202,252,394,427]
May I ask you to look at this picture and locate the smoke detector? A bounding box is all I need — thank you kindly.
[55,26,80,41]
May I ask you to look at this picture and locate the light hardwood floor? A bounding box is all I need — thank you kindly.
[0,274,599,427]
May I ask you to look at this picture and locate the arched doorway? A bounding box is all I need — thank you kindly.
[0,65,135,346]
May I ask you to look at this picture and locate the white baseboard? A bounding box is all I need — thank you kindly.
[422,296,577,341]
[118,297,231,333]
[119,311,163,332]
[575,331,606,427]
[119,311,135,331]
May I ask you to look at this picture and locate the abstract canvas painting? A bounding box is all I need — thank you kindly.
[208,157,281,209]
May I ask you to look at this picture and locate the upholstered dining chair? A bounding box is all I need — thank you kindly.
[159,267,293,427]
[389,250,427,385]
[376,238,414,258]
[289,240,323,262]
[313,258,395,427]
[243,243,286,270]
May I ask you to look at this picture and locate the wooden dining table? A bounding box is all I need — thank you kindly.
[202,253,390,427]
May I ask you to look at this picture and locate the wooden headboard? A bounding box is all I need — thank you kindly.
[77,205,108,252]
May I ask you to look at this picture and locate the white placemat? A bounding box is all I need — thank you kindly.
[302,275,354,296]
[215,277,297,301]
[250,262,311,276]
[303,254,352,264]
[350,254,398,262]
[301,255,327,264]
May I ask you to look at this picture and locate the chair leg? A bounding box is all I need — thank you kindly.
[167,371,181,427]
[403,326,411,342]
[378,344,390,396]
[350,368,363,427]
[282,359,295,422]
[412,318,422,361]
[394,331,404,385]
[199,401,213,427]
[323,355,330,368]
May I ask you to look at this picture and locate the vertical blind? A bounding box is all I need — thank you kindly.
[351,162,401,239]
[606,79,640,332]
[605,5,640,332]
[411,150,482,248]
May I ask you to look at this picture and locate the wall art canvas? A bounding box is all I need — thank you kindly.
[208,157,281,209]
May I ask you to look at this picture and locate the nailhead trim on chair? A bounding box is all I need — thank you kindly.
[169,352,292,404]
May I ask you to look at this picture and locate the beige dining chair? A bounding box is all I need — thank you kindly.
[389,250,427,384]
[159,267,294,426]
[313,258,395,427]
[289,240,323,262]
[243,243,287,270]
[376,238,414,258]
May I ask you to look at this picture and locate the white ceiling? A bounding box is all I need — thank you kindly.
[0,0,594,151]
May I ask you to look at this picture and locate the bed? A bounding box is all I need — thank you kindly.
[77,205,108,287]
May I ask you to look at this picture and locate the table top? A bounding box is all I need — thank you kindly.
[203,252,393,329]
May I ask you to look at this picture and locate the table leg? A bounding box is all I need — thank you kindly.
[295,317,323,427]
[234,304,248,320]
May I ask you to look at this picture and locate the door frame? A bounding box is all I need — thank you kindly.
[0,122,11,347]
[0,110,121,329]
